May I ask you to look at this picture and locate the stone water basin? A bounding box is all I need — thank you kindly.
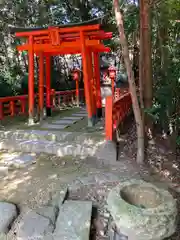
[107,179,177,240]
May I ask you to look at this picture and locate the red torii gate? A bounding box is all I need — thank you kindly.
[11,17,112,126]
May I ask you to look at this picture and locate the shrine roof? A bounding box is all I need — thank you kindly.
[9,15,108,34]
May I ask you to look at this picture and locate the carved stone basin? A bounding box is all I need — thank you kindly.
[107,179,177,240]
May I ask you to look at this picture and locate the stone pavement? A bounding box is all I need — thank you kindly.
[0,107,105,159]
[3,186,93,240]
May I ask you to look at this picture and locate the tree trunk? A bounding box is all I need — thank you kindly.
[140,0,153,138]
[113,0,145,164]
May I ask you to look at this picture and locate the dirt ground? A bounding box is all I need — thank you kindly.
[0,121,179,239]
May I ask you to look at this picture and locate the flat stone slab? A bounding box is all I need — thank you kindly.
[53,200,92,240]
[36,206,58,225]
[41,124,68,129]
[52,119,76,125]
[61,116,84,121]
[72,113,87,117]
[0,153,36,168]
[13,210,54,240]
[0,202,17,233]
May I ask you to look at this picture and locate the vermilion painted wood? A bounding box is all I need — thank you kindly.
[105,96,113,141]
[87,50,96,117]
[105,89,132,141]
[38,53,44,114]
[28,35,35,120]
[15,24,101,37]
[17,39,100,52]
[33,32,112,43]
[80,31,93,120]
[41,45,111,56]
[45,56,51,108]
[93,52,102,109]
[15,23,112,123]
[0,90,84,120]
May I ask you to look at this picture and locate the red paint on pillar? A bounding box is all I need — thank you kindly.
[93,52,102,109]
[46,56,51,108]
[76,80,79,105]
[39,52,44,118]
[28,35,35,121]
[88,50,96,116]
[105,95,113,140]
[80,31,93,121]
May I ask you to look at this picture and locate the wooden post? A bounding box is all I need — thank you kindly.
[38,52,44,121]
[93,52,102,118]
[72,69,80,107]
[80,31,94,127]
[28,35,35,125]
[45,55,51,116]
[76,80,79,107]
[88,50,96,123]
[105,95,113,140]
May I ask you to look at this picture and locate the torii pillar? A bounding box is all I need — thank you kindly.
[93,52,102,118]
[45,56,52,116]
[38,52,44,121]
[80,31,94,127]
[28,35,35,125]
[87,49,97,123]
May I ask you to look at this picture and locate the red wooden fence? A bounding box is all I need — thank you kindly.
[0,89,84,120]
[105,88,132,140]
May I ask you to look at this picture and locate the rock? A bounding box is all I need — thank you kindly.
[107,179,177,240]
[53,200,92,240]
[0,202,17,233]
[36,205,58,224]
[50,186,68,209]
[0,153,36,169]
[0,166,8,179]
[13,210,54,240]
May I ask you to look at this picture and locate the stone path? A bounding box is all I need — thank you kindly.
[2,186,92,240]
[53,200,92,240]
[41,108,87,130]
[0,107,103,159]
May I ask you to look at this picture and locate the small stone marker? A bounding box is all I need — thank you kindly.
[41,124,68,130]
[52,119,76,125]
[53,200,92,240]
[14,210,54,240]
[0,202,17,233]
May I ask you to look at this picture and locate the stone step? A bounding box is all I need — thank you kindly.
[0,138,103,158]
[0,129,103,144]
[53,200,92,240]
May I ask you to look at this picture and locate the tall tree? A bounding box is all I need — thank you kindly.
[113,0,145,164]
[139,0,153,140]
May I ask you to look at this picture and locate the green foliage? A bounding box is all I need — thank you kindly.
[147,0,180,145]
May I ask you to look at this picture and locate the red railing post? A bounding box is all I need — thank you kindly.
[21,99,26,114]
[105,95,113,141]
[10,101,15,117]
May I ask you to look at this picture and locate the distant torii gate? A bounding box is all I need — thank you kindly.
[11,17,112,126]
